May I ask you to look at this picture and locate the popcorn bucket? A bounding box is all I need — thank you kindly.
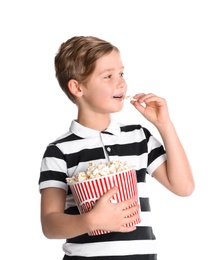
[68,168,141,236]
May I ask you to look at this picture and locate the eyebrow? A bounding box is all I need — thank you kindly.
[98,66,124,75]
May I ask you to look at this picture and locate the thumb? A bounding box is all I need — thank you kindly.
[101,186,118,202]
[131,101,145,115]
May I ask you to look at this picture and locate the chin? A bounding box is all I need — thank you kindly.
[112,107,123,113]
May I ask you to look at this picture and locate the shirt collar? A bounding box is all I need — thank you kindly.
[69,117,121,138]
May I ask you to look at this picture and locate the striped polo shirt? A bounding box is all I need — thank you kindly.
[39,117,166,259]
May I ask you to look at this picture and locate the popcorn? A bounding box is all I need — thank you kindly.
[125,95,137,101]
[66,160,134,183]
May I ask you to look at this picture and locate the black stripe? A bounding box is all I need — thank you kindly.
[66,226,156,244]
[148,146,166,165]
[105,140,147,157]
[63,254,157,260]
[136,169,147,182]
[39,170,67,184]
[140,198,151,212]
[65,147,105,168]
[43,144,65,160]
[65,206,80,215]
[121,124,142,132]
[143,127,152,142]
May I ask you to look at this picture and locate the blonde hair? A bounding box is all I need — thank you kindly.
[55,36,119,103]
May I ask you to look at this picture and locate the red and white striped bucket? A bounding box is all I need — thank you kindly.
[69,168,141,236]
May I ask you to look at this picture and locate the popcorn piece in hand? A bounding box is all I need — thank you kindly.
[125,95,137,102]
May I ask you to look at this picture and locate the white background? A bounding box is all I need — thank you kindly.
[1,0,224,259]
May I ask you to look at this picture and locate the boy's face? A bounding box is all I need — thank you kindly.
[80,50,127,114]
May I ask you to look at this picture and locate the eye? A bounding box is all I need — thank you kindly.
[104,74,112,79]
[120,72,124,77]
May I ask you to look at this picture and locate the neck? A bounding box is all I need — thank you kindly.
[77,112,111,131]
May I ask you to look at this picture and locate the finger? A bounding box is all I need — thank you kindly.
[133,93,156,102]
[100,186,118,202]
[120,211,140,232]
[144,96,164,105]
[124,211,140,225]
[122,204,140,219]
[133,93,145,100]
[119,225,137,233]
[118,197,139,210]
[130,94,145,104]
[136,93,159,103]
[131,99,146,115]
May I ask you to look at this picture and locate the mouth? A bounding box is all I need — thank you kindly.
[113,94,124,99]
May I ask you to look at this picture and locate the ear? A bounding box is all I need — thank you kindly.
[68,79,83,97]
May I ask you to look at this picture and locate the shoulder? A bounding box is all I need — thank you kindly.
[42,131,74,158]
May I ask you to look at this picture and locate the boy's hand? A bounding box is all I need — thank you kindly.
[131,93,171,127]
[88,187,140,233]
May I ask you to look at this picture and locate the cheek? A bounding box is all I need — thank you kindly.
[95,88,112,98]
[86,90,110,106]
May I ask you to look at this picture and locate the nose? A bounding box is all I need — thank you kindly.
[116,77,126,89]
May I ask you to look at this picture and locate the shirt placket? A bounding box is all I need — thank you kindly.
[99,132,111,162]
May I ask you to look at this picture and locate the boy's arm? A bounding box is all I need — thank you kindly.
[40,187,140,239]
[131,93,195,196]
[152,121,194,196]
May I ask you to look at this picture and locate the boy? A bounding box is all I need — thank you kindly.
[39,36,194,260]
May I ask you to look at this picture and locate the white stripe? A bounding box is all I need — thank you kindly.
[137,211,154,227]
[41,157,67,173]
[39,180,68,192]
[138,182,151,197]
[148,135,164,150]
[65,194,77,209]
[58,138,102,153]
[63,239,157,257]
